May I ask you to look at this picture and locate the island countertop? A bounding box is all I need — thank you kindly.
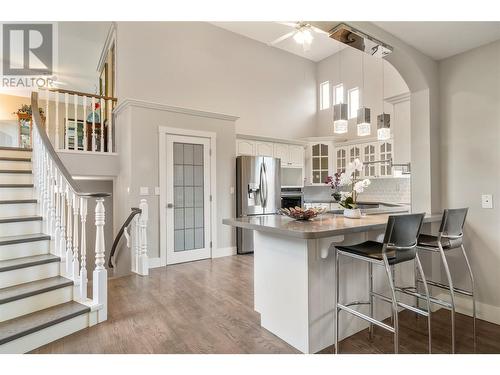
[223,213,442,239]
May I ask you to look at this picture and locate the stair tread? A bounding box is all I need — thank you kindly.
[0,233,50,246]
[0,157,31,162]
[0,254,59,273]
[0,199,37,205]
[0,146,32,152]
[0,276,73,305]
[0,170,32,174]
[0,301,89,345]
[0,184,34,188]
[0,215,42,223]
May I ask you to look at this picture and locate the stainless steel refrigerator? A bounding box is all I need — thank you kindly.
[236,155,281,254]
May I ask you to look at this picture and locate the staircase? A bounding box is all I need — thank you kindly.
[0,92,109,353]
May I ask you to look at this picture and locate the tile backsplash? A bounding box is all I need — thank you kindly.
[303,177,410,204]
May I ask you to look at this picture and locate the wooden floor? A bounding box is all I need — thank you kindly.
[32,255,499,354]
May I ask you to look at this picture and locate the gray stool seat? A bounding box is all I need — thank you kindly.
[336,241,416,265]
[417,234,453,249]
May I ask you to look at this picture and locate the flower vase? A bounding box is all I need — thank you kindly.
[343,208,361,219]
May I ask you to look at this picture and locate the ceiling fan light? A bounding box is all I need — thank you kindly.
[356,107,371,136]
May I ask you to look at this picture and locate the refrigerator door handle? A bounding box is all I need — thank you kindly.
[262,162,268,208]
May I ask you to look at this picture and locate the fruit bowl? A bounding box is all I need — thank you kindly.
[278,206,327,221]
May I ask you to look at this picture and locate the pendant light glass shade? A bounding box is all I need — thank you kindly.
[356,107,371,136]
[377,113,391,140]
[333,103,348,134]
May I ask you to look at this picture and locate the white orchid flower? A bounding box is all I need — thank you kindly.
[353,158,364,172]
[353,179,371,194]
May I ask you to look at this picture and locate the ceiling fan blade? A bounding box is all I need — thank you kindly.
[269,30,296,46]
[310,25,328,35]
[276,21,299,28]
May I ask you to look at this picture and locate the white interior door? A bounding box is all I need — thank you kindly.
[166,134,211,265]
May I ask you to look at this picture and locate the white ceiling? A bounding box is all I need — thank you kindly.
[211,22,346,62]
[373,22,500,60]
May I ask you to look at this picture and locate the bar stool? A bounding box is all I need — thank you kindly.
[333,213,432,354]
[413,208,475,354]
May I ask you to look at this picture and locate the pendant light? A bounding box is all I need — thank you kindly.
[357,52,371,136]
[377,59,391,140]
[333,47,348,134]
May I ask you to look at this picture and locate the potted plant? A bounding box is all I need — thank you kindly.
[325,172,342,202]
[337,158,371,219]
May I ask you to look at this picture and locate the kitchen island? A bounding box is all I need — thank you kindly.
[223,213,441,353]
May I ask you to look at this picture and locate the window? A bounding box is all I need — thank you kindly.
[334,84,344,105]
[319,81,330,110]
[348,87,359,119]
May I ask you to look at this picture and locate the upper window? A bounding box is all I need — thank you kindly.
[319,81,330,110]
[334,84,344,105]
[348,87,359,119]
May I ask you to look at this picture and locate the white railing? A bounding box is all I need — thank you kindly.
[31,91,109,322]
[41,88,117,153]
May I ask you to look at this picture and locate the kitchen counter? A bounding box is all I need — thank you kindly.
[223,212,437,240]
[223,212,441,354]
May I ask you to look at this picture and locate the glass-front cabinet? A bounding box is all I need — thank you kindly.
[311,143,329,184]
[379,141,393,177]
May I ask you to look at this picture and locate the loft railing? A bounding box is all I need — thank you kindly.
[31,91,110,322]
[40,88,117,153]
[108,199,149,276]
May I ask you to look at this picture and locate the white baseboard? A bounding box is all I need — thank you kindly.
[212,246,237,258]
[148,257,162,268]
[436,292,500,325]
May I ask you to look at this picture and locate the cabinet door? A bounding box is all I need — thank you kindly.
[348,145,362,178]
[311,143,329,184]
[335,147,347,174]
[273,143,289,164]
[363,144,377,177]
[255,141,274,157]
[379,141,393,177]
[236,139,255,156]
[288,145,304,167]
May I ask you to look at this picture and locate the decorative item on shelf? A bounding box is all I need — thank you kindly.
[278,206,327,221]
[357,51,371,136]
[86,102,101,123]
[13,105,45,148]
[377,59,391,141]
[337,158,371,219]
[325,172,342,202]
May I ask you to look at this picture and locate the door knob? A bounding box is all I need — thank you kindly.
[167,203,174,208]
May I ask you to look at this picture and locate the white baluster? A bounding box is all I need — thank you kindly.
[72,194,80,289]
[54,170,61,257]
[80,197,88,301]
[64,93,69,150]
[45,89,49,135]
[59,178,67,262]
[138,199,149,276]
[43,153,50,233]
[83,96,87,151]
[91,97,96,152]
[93,198,107,322]
[107,99,113,153]
[100,97,104,152]
[55,91,59,149]
[73,94,78,151]
[65,187,73,278]
[48,160,56,238]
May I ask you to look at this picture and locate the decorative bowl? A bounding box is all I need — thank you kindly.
[278,206,327,221]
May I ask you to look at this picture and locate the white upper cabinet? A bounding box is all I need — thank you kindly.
[255,141,274,157]
[348,145,362,178]
[379,141,393,177]
[273,143,289,164]
[311,143,330,184]
[363,143,377,177]
[236,139,255,156]
[335,147,347,174]
[288,145,304,167]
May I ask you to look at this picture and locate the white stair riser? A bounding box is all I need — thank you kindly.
[0,173,33,184]
[0,188,34,200]
[0,161,31,170]
[0,150,32,158]
[0,262,59,288]
[0,285,73,322]
[0,203,37,217]
[0,311,91,354]
[0,220,42,236]
[0,240,49,261]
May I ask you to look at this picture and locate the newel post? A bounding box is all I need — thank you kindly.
[93,198,107,322]
[137,199,149,276]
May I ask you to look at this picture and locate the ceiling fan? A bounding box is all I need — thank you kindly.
[269,22,328,52]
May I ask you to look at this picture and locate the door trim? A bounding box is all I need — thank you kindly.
[159,126,217,267]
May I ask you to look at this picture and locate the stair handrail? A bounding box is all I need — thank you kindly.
[108,207,142,268]
[31,92,110,198]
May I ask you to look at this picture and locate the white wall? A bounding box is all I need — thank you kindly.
[439,39,500,321]
[316,47,409,139]
[115,22,317,139]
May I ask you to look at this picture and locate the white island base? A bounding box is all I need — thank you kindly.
[253,230,414,354]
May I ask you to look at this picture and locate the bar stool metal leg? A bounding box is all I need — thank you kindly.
[414,258,420,317]
[368,262,374,339]
[460,244,477,350]
[415,253,432,353]
[383,255,399,354]
[334,248,340,354]
[438,243,456,353]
